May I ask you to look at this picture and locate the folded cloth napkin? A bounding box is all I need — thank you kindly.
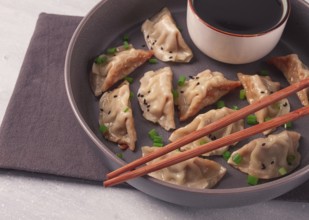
[0,13,307,201]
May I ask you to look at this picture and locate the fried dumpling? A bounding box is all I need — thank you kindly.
[141,7,193,63]
[99,82,137,151]
[90,44,153,96]
[228,131,301,179]
[238,73,290,135]
[137,67,175,131]
[175,70,241,121]
[169,107,244,156]
[268,54,309,106]
[142,146,226,189]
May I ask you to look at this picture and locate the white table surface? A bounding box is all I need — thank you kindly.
[0,0,309,219]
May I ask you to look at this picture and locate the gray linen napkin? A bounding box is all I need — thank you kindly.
[0,13,307,202]
[0,13,108,181]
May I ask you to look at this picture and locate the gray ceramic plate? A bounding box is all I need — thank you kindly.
[65,0,309,207]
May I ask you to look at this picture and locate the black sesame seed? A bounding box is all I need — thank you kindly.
[271,161,275,165]
[140,95,144,98]
[147,104,150,108]
[189,76,194,79]
[169,56,173,59]
[283,102,288,107]
[148,90,151,94]
[261,163,266,170]
[150,47,153,50]
[144,99,147,105]
[270,91,274,94]
[196,77,199,80]
[137,93,141,97]
[100,108,103,112]
[180,91,184,93]
[113,95,118,98]
[169,51,173,53]
[108,111,111,115]
[262,143,266,146]
[196,82,200,86]
[160,47,164,50]
[260,91,265,94]
[146,35,149,39]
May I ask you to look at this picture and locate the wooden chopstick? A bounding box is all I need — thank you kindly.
[106,78,309,182]
[104,106,309,187]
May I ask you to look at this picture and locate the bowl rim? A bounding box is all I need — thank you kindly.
[187,0,291,38]
[64,0,309,197]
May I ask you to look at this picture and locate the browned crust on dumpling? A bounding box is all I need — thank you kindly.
[268,54,309,106]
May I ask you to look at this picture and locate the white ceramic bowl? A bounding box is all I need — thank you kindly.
[187,0,291,64]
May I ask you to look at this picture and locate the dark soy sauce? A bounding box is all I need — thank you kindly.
[192,0,284,35]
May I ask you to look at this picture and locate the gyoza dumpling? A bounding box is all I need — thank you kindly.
[90,44,153,96]
[169,107,244,156]
[137,67,175,130]
[268,54,309,106]
[141,7,193,63]
[142,146,226,189]
[176,70,241,121]
[99,82,137,151]
[238,73,290,134]
[228,131,301,179]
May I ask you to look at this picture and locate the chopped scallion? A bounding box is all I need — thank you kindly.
[264,117,272,122]
[99,124,108,133]
[124,107,129,112]
[172,89,179,100]
[123,33,129,41]
[129,91,134,100]
[153,142,164,147]
[152,136,163,143]
[278,167,287,176]
[124,76,133,84]
[199,139,208,145]
[284,121,292,129]
[239,89,246,100]
[123,40,130,50]
[116,152,123,159]
[287,155,296,165]
[223,151,231,161]
[216,100,225,109]
[107,47,117,54]
[259,70,269,76]
[232,153,242,165]
[94,56,107,64]
[232,105,239,110]
[148,58,158,64]
[246,114,258,125]
[177,75,186,86]
[148,129,158,139]
[247,175,259,186]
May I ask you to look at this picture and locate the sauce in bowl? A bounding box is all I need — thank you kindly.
[192,0,284,35]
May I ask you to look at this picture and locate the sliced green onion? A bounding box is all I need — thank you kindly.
[129,91,134,100]
[123,40,130,50]
[124,107,129,112]
[148,58,158,64]
[148,129,158,139]
[172,89,179,100]
[284,121,293,129]
[152,136,163,143]
[177,75,186,86]
[239,89,246,100]
[246,114,258,125]
[94,56,107,64]
[216,100,225,109]
[123,33,129,41]
[232,105,239,110]
[116,152,123,159]
[232,153,242,165]
[153,142,164,147]
[264,117,272,122]
[124,76,133,84]
[278,167,287,176]
[247,175,259,186]
[259,70,269,76]
[223,151,231,161]
[287,155,296,165]
[99,124,108,133]
[107,47,117,54]
[199,139,208,145]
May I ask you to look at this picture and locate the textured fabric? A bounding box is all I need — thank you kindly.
[0,13,307,201]
[0,13,108,181]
